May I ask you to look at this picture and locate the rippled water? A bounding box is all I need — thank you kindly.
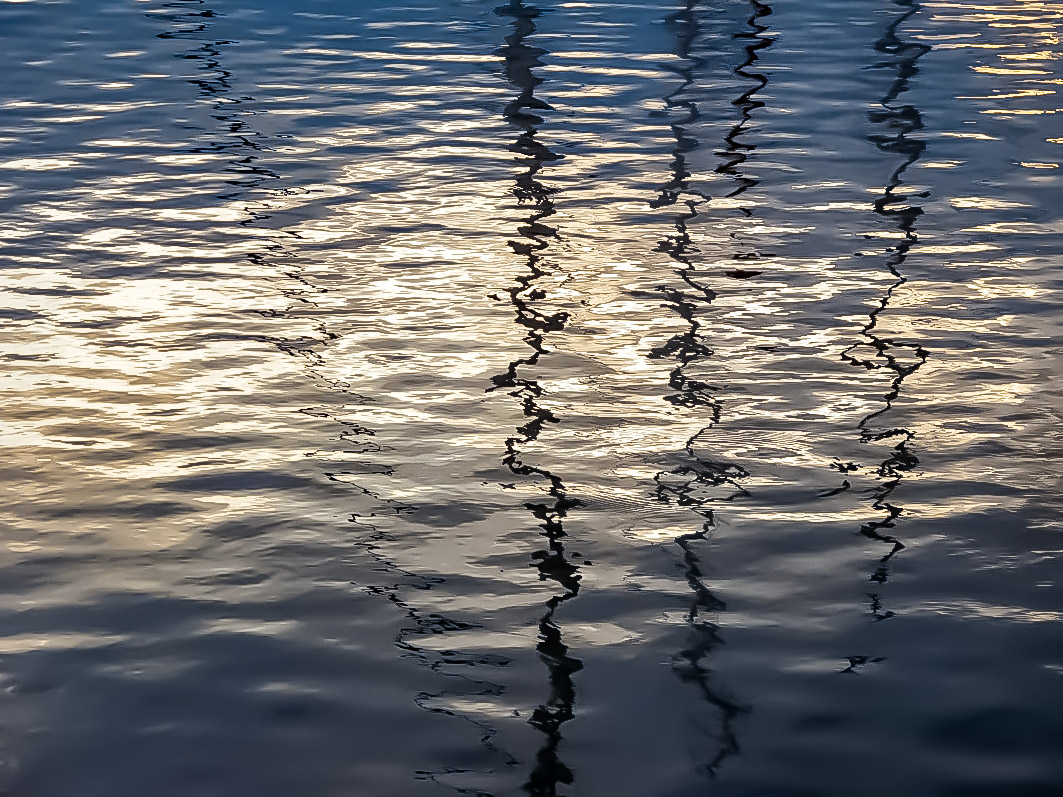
[1,0,1061,794]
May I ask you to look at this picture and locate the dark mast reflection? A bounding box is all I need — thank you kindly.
[491,2,582,794]
[156,0,279,200]
[156,1,512,778]
[716,0,774,208]
[649,0,776,778]
[843,0,931,634]
[153,0,328,339]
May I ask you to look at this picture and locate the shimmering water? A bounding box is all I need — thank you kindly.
[1,0,1061,794]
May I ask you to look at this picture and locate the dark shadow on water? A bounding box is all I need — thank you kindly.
[490,2,583,793]
[841,0,931,639]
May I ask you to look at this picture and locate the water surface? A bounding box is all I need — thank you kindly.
[0,0,1061,794]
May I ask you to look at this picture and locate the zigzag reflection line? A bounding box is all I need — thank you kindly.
[646,0,781,778]
[491,2,586,793]
[841,0,932,632]
[153,1,517,779]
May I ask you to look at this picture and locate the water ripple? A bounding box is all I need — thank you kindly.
[0,0,1061,794]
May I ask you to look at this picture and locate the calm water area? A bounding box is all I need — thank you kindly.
[0,0,1061,794]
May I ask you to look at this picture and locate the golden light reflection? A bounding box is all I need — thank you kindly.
[0,0,1056,724]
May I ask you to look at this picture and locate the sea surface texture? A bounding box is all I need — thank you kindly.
[0,0,1061,795]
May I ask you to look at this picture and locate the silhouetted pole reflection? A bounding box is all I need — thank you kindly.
[491,2,583,794]
[842,0,931,637]
[154,2,514,783]
[153,0,329,331]
[715,0,773,208]
[155,0,279,200]
[647,0,782,778]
